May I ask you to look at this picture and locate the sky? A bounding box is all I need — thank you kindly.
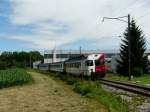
[1,0,150,51]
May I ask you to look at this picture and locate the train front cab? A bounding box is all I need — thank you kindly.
[86,54,106,80]
[95,54,106,79]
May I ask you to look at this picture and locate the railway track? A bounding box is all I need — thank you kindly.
[100,79,150,97]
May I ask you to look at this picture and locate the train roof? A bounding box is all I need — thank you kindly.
[38,63,49,66]
[50,61,65,64]
[66,55,87,62]
[66,53,105,62]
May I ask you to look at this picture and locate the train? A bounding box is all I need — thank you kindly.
[38,53,106,79]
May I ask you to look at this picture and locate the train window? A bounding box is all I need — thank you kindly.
[78,63,80,68]
[86,60,93,66]
[95,59,104,65]
[73,63,75,67]
[77,63,79,68]
[75,63,77,68]
[44,54,53,58]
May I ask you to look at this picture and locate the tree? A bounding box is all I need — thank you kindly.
[0,51,43,69]
[117,19,148,76]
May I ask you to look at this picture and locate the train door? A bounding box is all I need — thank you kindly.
[85,60,95,76]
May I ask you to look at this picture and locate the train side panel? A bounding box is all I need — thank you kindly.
[65,60,87,76]
[38,63,50,71]
[50,62,64,73]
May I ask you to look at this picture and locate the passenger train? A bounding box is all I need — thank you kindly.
[38,53,106,79]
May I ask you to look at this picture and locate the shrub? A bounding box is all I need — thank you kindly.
[73,83,91,95]
[133,67,143,76]
[66,77,77,85]
[59,75,68,81]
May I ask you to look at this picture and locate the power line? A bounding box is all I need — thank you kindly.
[98,0,141,39]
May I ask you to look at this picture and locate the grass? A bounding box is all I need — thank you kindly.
[74,81,130,112]
[105,73,150,85]
[0,68,33,88]
[34,70,132,112]
[132,74,150,84]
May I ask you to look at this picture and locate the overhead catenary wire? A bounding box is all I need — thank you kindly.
[97,0,150,49]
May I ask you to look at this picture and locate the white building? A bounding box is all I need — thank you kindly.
[43,49,119,64]
[33,61,41,69]
[111,55,121,73]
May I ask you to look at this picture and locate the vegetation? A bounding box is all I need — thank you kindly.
[0,51,43,69]
[73,83,92,95]
[105,73,150,85]
[117,19,148,76]
[35,70,131,112]
[0,68,33,88]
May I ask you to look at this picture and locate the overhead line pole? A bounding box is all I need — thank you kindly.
[128,14,131,81]
[102,14,131,81]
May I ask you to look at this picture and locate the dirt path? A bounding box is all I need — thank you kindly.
[0,72,109,112]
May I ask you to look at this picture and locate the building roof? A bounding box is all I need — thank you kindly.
[44,49,150,54]
[44,49,120,54]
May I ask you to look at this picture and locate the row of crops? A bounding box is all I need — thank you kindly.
[0,68,33,88]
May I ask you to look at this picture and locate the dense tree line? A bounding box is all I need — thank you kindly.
[0,51,43,69]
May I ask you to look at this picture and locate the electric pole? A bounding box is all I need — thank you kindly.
[128,14,131,80]
[102,14,132,80]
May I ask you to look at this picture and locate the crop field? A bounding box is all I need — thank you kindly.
[0,68,32,88]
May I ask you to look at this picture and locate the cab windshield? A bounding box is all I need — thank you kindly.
[95,59,104,66]
[86,60,93,66]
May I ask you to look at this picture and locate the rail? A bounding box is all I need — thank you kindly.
[100,79,150,97]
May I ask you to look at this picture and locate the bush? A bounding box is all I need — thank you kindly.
[59,75,68,81]
[133,67,143,76]
[73,83,91,95]
[106,69,113,74]
[66,77,77,85]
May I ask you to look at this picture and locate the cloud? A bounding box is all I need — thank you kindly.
[6,0,150,50]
